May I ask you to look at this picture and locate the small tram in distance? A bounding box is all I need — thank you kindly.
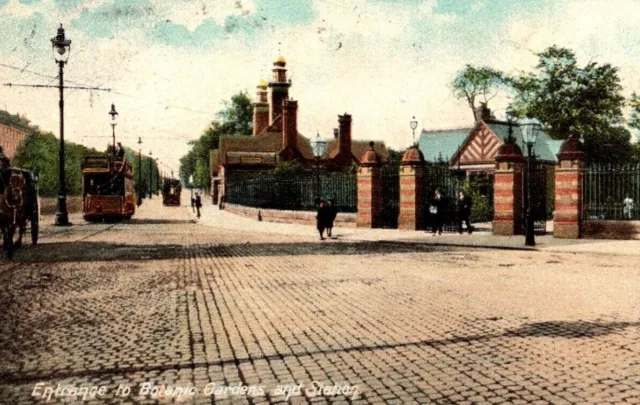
[162,179,181,206]
[81,155,136,221]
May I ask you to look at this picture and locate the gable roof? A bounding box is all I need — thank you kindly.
[418,128,472,163]
[484,120,558,163]
[420,120,562,165]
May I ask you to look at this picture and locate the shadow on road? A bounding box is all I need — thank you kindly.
[1,319,636,385]
[1,240,452,263]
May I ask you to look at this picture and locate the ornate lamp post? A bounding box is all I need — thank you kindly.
[520,118,542,247]
[148,151,153,199]
[137,137,142,206]
[108,103,118,157]
[188,174,194,211]
[310,132,328,201]
[410,116,418,146]
[51,24,71,226]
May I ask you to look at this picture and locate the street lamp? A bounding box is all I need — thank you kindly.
[310,131,328,201]
[148,151,153,199]
[137,137,142,206]
[189,174,194,212]
[109,103,118,157]
[521,117,542,247]
[51,24,71,226]
[410,116,418,146]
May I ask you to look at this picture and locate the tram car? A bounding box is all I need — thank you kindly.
[162,179,181,206]
[0,167,39,258]
[81,155,136,221]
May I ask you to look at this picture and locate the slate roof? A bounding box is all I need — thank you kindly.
[419,120,562,164]
[218,133,389,168]
[418,128,472,163]
[484,120,558,163]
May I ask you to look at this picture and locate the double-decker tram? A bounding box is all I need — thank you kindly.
[81,155,136,221]
[162,178,181,206]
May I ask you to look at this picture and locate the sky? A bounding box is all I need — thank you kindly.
[1,0,640,173]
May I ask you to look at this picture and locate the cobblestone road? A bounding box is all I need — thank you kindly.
[0,199,639,404]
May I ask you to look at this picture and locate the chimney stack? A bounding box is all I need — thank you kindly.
[338,113,352,156]
[282,99,298,151]
[253,80,269,136]
[474,102,492,122]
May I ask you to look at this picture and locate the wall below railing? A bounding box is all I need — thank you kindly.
[583,220,640,240]
[225,203,357,228]
[40,196,84,215]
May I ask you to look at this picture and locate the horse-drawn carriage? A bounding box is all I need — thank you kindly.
[0,168,39,259]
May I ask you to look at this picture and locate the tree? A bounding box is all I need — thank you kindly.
[452,65,504,122]
[179,91,253,189]
[504,46,628,163]
[386,148,406,166]
[13,129,100,197]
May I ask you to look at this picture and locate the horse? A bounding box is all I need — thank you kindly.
[0,169,37,259]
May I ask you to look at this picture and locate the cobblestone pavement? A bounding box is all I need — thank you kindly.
[1,199,639,404]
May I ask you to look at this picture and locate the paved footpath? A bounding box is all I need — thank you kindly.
[0,197,639,404]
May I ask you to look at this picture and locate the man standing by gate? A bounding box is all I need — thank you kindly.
[457,188,473,234]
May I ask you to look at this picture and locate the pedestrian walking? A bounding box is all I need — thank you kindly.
[326,199,338,238]
[191,195,196,212]
[195,193,202,218]
[623,195,634,220]
[316,198,329,240]
[429,189,445,235]
[457,188,473,234]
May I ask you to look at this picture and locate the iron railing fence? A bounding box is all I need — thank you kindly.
[225,171,357,212]
[381,165,399,228]
[424,163,466,232]
[583,163,640,220]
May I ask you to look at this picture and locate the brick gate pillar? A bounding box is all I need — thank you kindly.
[398,145,426,230]
[493,140,525,236]
[357,142,382,228]
[554,137,586,239]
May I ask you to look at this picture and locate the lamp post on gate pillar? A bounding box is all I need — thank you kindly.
[520,118,542,247]
[311,132,328,201]
[51,24,72,226]
[410,116,418,146]
[137,137,143,206]
[109,104,118,157]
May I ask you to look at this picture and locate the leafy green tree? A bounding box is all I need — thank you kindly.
[503,46,628,163]
[630,93,640,130]
[179,91,253,189]
[452,65,504,122]
[13,130,100,197]
[386,148,406,166]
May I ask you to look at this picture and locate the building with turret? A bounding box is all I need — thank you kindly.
[210,56,388,204]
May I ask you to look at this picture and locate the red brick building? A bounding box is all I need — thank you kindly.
[210,56,388,203]
[0,120,28,162]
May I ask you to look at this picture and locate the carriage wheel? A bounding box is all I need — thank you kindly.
[31,200,39,245]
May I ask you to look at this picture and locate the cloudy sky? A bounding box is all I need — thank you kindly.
[1,0,639,172]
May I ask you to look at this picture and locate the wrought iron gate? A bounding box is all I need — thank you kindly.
[522,163,548,234]
[424,163,465,232]
[381,165,399,228]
